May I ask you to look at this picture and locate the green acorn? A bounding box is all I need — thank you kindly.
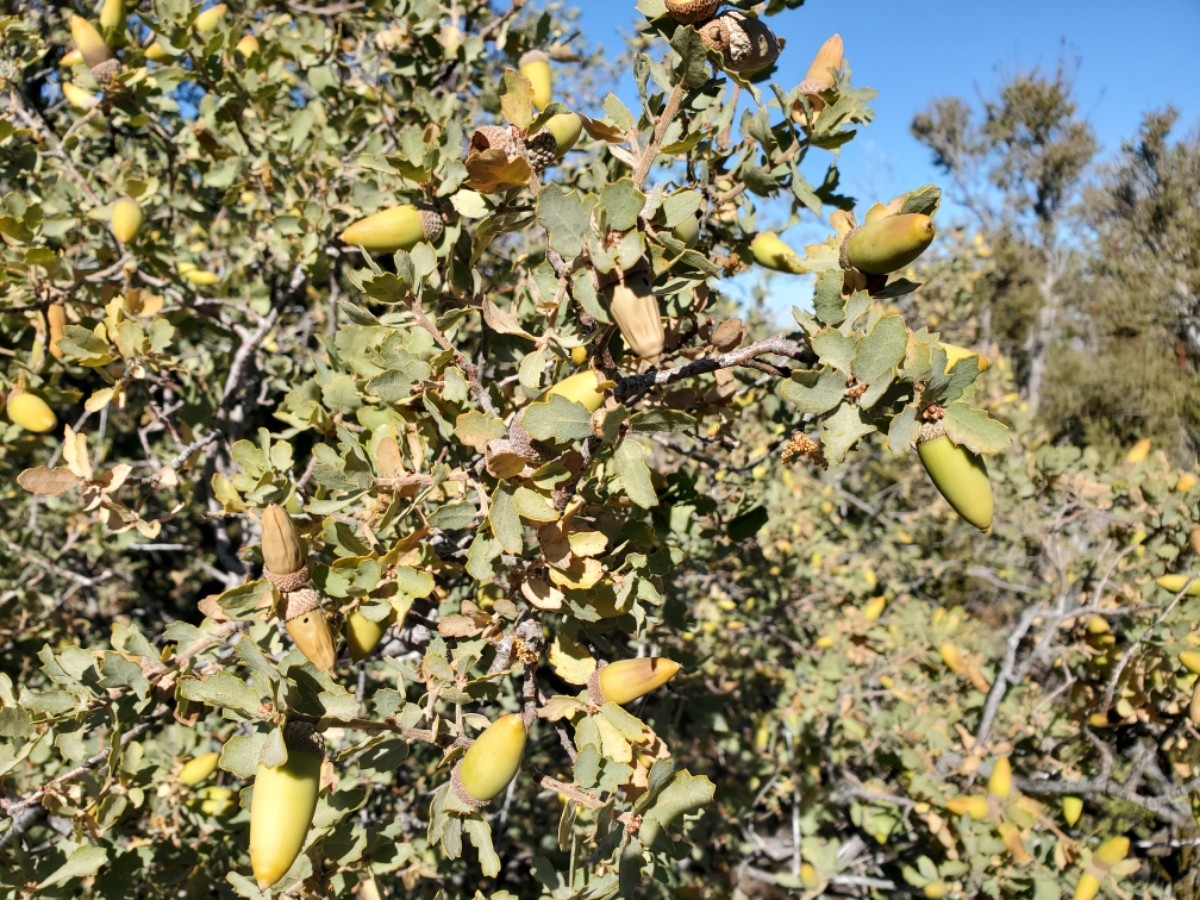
[588,658,681,706]
[249,722,324,889]
[916,422,994,532]
[344,607,394,662]
[545,369,608,413]
[339,205,444,254]
[749,232,807,273]
[545,112,583,156]
[452,713,527,805]
[843,213,935,275]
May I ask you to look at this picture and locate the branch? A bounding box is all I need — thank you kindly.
[615,335,813,402]
[632,80,686,192]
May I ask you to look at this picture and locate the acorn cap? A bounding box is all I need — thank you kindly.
[282,720,325,758]
[262,503,307,577]
[699,11,780,74]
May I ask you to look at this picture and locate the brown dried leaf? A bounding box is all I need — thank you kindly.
[17,466,80,496]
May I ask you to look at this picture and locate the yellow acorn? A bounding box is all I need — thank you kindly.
[453,712,527,804]
[1175,472,1198,492]
[1094,835,1129,868]
[939,642,966,675]
[181,267,220,286]
[944,795,989,821]
[844,213,935,275]
[939,342,989,372]
[47,303,67,362]
[344,608,393,662]
[1062,795,1083,826]
[249,722,324,890]
[546,369,607,413]
[1181,651,1200,674]
[70,15,112,69]
[62,82,100,111]
[606,269,664,361]
[544,112,583,156]
[1191,681,1200,727]
[281,589,336,672]
[749,232,807,274]
[194,3,227,34]
[861,595,886,622]
[111,198,143,243]
[6,389,57,433]
[1156,574,1200,596]
[60,48,84,67]
[235,34,260,59]
[144,39,174,62]
[339,205,444,254]
[1125,437,1151,463]
[1073,871,1101,900]
[569,345,588,366]
[987,756,1012,800]
[98,0,126,47]
[196,785,237,816]
[917,422,994,532]
[518,50,551,109]
[589,658,681,706]
[923,883,949,900]
[800,33,844,94]
[179,751,221,787]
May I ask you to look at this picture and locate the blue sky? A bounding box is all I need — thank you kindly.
[569,0,1200,236]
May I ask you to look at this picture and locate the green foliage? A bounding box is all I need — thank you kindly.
[1,2,1196,899]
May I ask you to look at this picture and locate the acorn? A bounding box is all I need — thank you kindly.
[545,112,583,156]
[749,232,807,273]
[143,38,174,62]
[6,389,57,433]
[60,49,84,67]
[261,503,308,590]
[452,713,527,806]
[944,795,989,821]
[62,82,100,111]
[606,269,664,361]
[1062,795,1083,827]
[344,608,393,662]
[843,213,935,275]
[699,11,780,74]
[987,757,1012,800]
[797,34,844,104]
[180,265,220,286]
[664,0,721,25]
[281,589,336,672]
[235,34,261,60]
[98,0,126,47]
[339,205,444,254]
[194,3,227,33]
[587,658,681,706]
[672,211,701,248]
[1191,681,1200,728]
[47,303,67,362]
[939,342,989,372]
[249,721,324,890]
[518,50,551,108]
[111,198,143,243]
[916,421,993,532]
[1155,574,1200,596]
[69,15,112,69]
[178,751,220,787]
[1094,836,1130,868]
[545,369,607,413]
[196,785,237,817]
[1125,438,1151,463]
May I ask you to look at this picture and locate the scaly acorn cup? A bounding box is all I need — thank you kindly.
[261,503,309,590]
[111,198,143,243]
[344,608,394,662]
[699,11,780,74]
[452,713,527,806]
[281,589,337,671]
[664,0,721,25]
[70,15,112,69]
[546,369,607,413]
[917,422,994,532]
[842,213,935,275]
[178,751,220,787]
[339,205,444,254]
[749,232,807,274]
[6,390,57,433]
[588,658,681,706]
[606,270,664,361]
[518,50,552,109]
[249,721,324,890]
[544,112,582,156]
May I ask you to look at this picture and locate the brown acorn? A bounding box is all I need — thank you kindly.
[665,0,721,25]
[699,11,780,74]
[281,588,336,672]
[262,503,309,591]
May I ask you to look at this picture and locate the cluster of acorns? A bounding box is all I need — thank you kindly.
[247,503,683,888]
[665,1,781,74]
